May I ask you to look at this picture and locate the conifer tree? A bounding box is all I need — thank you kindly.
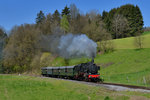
[62,5,70,16]
[62,5,71,22]
[36,10,45,24]
[135,5,144,33]
[52,10,60,23]
[60,15,69,33]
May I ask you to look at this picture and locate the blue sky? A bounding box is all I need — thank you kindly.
[0,0,149,31]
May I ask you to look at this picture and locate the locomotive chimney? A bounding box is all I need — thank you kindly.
[91,58,94,63]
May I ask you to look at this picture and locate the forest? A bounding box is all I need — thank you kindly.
[0,4,145,73]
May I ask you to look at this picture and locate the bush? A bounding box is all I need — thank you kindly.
[98,40,114,54]
[104,96,110,100]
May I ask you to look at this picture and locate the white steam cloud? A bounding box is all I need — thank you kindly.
[41,33,97,59]
[58,34,97,58]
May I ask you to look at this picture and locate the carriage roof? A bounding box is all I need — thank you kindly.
[41,66,75,70]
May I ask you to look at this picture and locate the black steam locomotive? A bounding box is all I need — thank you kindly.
[41,59,102,82]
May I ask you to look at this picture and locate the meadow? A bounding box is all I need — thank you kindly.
[0,75,150,100]
[40,32,150,87]
[97,32,150,86]
[113,31,150,49]
[96,48,150,87]
[1,32,150,100]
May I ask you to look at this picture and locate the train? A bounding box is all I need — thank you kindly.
[41,59,103,82]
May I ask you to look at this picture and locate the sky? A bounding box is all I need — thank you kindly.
[0,0,149,32]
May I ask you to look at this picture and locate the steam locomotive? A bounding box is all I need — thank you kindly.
[41,59,103,82]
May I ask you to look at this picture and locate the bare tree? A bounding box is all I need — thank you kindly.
[87,10,99,20]
[134,32,144,49]
[98,32,114,53]
[144,27,150,32]
[70,3,79,19]
[81,14,114,53]
[112,14,129,38]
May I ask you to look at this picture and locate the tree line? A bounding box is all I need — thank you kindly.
[36,4,143,40]
[102,4,143,38]
[0,4,144,73]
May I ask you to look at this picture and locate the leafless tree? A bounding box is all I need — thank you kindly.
[134,32,144,49]
[70,3,79,19]
[98,32,114,53]
[87,10,99,20]
[112,14,129,38]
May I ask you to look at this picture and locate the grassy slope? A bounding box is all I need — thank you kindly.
[95,49,150,86]
[0,75,150,100]
[40,32,150,87]
[113,31,150,49]
[2,32,150,100]
[97,32,150,86]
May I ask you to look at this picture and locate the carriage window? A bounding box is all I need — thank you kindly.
[65,69,67,72]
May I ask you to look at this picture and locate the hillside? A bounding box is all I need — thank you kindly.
[96,48,150,86]
[0,75,150,100]
[39,32,150,87]
[43,49,150,87]
[113,31,150,49]
[96,32,150,86]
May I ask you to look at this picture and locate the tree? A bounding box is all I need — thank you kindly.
[36,10,45,24]
[134,33,144,49]
[102,11,108,20]
[135,5,144,34]
[70,14,88,33]
[60,15,70,33]
[36,13,52,35]
[69,4,81,33]
[98,36,114,53]
[118,4,143,36]
[62,5,70,16]
[0,27,7,73]
[70,3,79,19]
[61,5,71,22]
[87,10,99,20]
[102,11,111,32]
[41,13,52,34]
[144,27,150,32]
[3,24,41,73]
[102,4,144,38]
[112,14,129,38]
[52,10,60,25]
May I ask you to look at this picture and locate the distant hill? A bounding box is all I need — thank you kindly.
[96,48,150,87]
[40,31,150,87]
[96,32,150,86]
[112,31,150,49]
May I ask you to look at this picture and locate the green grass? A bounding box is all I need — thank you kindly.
[41,49,150,87]
[0,75,150,100]
[112,31,150,49]
[40,50,150,87]
[39,32,150,87]
[143,31,150,35]
[2,32,150,99]
[95,48,150,87]
[96,32,150,86]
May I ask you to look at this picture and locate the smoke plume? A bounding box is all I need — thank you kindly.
[41,33,97,59]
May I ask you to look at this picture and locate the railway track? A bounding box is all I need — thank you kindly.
[100,82,150,90]
[42,76,150,92]
[70,81,150,93]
